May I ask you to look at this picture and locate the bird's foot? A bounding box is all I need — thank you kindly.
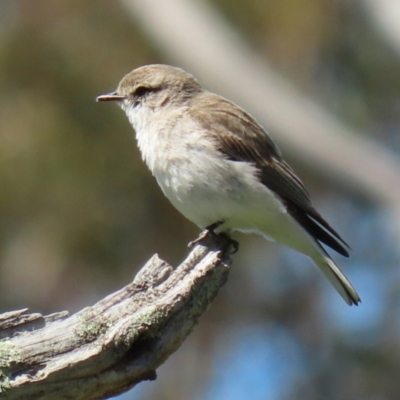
[188,221,239,254]
[188,230,213,248]
[220,233,239,254]
[188,221,223,248]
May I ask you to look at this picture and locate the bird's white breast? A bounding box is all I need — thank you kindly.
[123,103,291,238]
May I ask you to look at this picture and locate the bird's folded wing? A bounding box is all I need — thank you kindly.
[190,92,350,257]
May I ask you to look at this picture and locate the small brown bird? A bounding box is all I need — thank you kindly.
[97,64,360,306]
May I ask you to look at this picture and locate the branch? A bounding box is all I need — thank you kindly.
[362,0,400,57]
[0,235,233,400]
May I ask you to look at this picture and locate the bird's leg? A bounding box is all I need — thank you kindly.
[188,221,239,254]
[188,221,223,248]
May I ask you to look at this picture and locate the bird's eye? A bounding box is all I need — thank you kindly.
[133,86,153,98]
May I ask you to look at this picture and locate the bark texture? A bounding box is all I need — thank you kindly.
[0,234,233,400]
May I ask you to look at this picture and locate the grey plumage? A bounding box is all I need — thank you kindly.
[97,64,361,306]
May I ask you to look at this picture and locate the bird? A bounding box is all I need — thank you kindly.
[96,64,360,306]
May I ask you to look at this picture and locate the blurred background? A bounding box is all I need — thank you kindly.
[1,0,400,399]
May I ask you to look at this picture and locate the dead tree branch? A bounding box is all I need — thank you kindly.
[0,235,233,400]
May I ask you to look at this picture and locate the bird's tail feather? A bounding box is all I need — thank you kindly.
[314,255,361,306]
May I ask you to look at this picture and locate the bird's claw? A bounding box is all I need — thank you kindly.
[188,221,239,254]
[188,229,215,248]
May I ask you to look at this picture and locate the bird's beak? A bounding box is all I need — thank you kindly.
[96,91,126,102]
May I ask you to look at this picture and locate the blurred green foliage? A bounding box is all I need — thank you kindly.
[0,1,197,311]
[1,1,400,400]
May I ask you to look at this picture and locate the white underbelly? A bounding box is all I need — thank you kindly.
[155,159,319,258]
[154,155,285,230]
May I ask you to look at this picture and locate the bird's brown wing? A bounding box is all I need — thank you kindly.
[190,93,350,257]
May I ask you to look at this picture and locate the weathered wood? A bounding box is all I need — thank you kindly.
[0,234,233,400]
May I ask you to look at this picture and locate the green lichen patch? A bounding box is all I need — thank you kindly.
[0,340,21,369]
[75,314,112,343]
[0,340,21,394]
[116,326,140,348]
